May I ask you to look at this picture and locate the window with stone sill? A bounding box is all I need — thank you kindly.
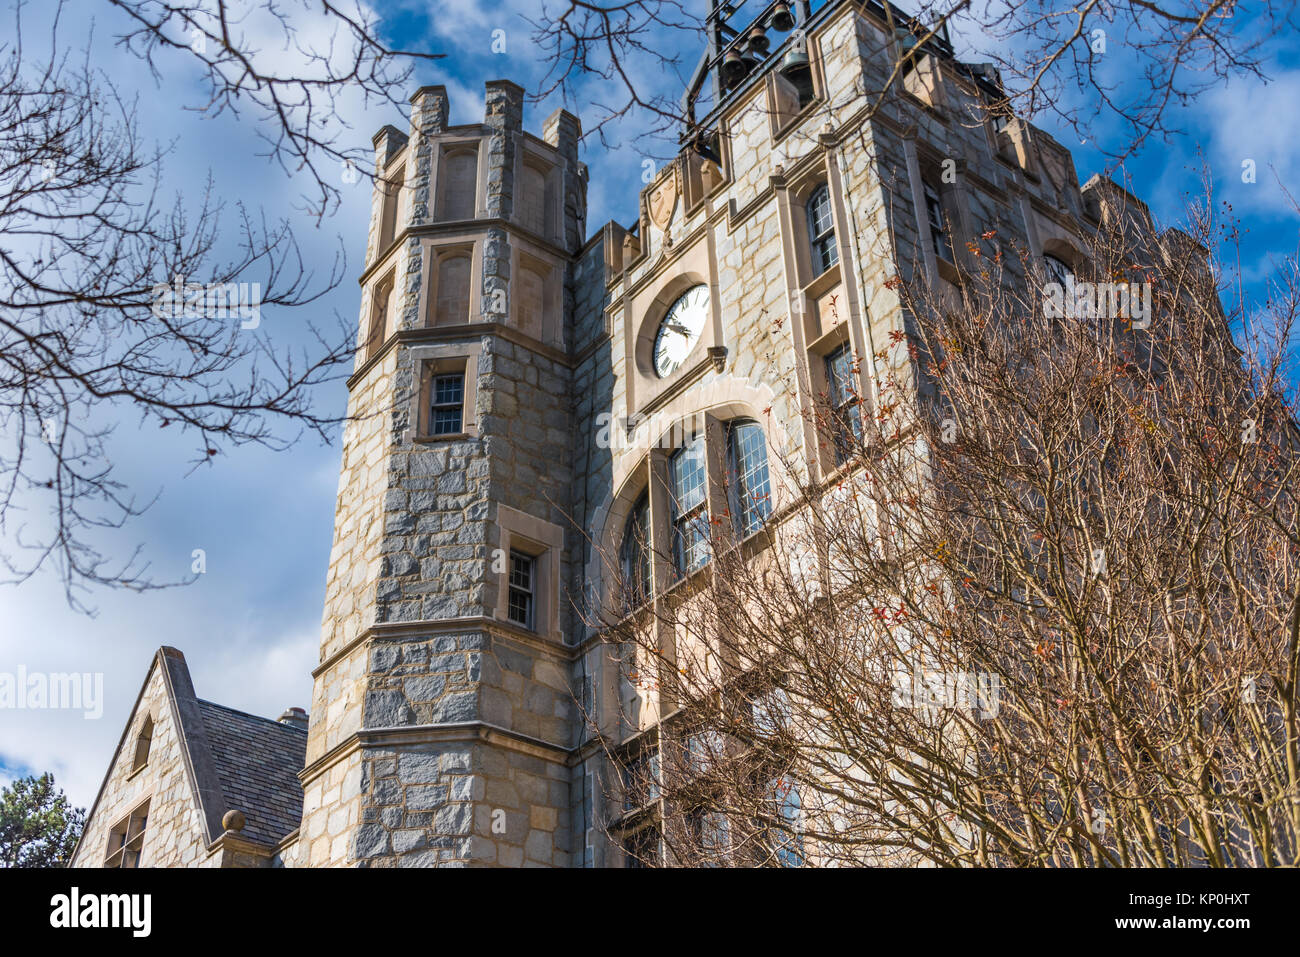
[365,272,394,362]
[620,416,773,592]
[620,492,651,608]
[105,800,150,868]
[436,147,478,222]
[824,342,864,466]
[429,372,464,436]
[377,162,404,253]
[506,549,536,629]
[922,179,952,263]
[669,432,710,577]
[807,183,839,277]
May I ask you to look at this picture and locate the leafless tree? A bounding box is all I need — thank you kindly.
[0,0,444,606]
[584,183,1300,867]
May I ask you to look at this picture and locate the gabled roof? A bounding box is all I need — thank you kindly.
[197,699,306,847]
[73,647,306,864]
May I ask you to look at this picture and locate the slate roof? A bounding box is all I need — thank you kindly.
[197,699,307,847]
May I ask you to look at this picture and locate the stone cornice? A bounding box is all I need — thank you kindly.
[313,614,580,680]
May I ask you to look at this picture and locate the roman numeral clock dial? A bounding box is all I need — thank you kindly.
[653,284,710,378]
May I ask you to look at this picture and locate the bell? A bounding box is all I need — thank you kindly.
[778,43,811,82]
[747,25,770,57]
[721,48,749,85]
[769,1,795,31]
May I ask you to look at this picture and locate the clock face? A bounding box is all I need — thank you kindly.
[653,284,710,378]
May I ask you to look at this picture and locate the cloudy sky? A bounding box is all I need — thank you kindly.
[1,0,1296,811]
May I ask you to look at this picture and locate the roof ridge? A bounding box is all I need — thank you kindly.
[197,697,308,734]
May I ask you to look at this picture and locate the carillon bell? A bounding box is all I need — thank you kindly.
[747,25,771,57]
[721,48,749,85]
[769,1,795,32]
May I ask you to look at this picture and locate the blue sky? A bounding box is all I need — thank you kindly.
[1,0,1296,811]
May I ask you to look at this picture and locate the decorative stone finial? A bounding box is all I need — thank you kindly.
[222,809,246,833]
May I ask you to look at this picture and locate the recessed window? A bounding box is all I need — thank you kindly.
[923,180,950,262]
[620,493,651,606]
[727,419,772,538]
[670,433,710,577]
[131,716,153,772]
[437,149,477,221]
[1043,253,1075,286]
[622,825,660,868]
[366,274,394,361]
[433,252,471,326]
[105,800,150,868]
[507,550,535,629]
[824,343,863,465]
[770,777,804,867]
[807,184,839,276]
[429,373,465,435]
[378,166,404,252]
[621,750,660,814]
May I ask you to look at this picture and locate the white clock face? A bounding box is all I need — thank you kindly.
[653,284,709,378]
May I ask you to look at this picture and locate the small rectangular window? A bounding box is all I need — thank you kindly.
[507,550,535,629]
[429,373,464,435]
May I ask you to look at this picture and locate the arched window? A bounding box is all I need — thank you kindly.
[519,162,549,236]
[1043,253,1075,286]
[806,184,838,275]
[132,716,153,772]
[770,776,805,867]
[727,419,771,538]
[824,342,863,465]
[434,253,471,326]
[366,274,393,360]
[438,150,477,221]
[670,433,710,577]
[620,492,651,605]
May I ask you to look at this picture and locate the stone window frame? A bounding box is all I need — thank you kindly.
[130,714,154,775]
[764,33,824,142]
[515,141,561,243]
[404,341,483,443]
[104,798,150,868]
[364,269,396,361]
[419,235,484,328]
[510,241,563,346]
[432,139,486,222]
[376,150,406,255]
[909,146,971,286]
[805,323,861,474]
[493,504,564,642]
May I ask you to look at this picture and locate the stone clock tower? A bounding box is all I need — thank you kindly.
[295,81,589,867]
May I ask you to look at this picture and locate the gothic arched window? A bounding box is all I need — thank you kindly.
[727,418,771,538]
[1043,253,1075,286]
[807,184,838,275]
[438,149,477,221]
[621,492,651,605]
[670,433,710,577]
[434,253,471,326]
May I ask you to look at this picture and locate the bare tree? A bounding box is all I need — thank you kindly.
[0,0,446,606]
[584,183,1300,867]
